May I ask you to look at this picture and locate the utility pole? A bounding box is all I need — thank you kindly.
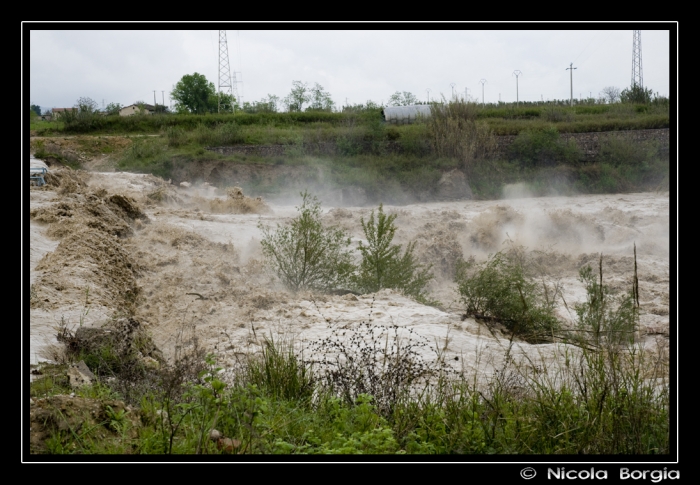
[566,63,577,107]
[426,88,431,103]
[512,70,522,107]
[153,91,157,112]
[450,82,456,100]
[480,79,487,106]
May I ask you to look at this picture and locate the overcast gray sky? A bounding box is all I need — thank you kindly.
[27,25,674,112]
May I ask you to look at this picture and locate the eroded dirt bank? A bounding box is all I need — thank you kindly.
[28,167,670,381]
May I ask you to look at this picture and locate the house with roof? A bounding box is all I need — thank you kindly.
[51,108,77,119]
[119,104,156,116]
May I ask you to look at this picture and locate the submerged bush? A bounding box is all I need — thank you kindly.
[259,191,354,292]
[351,204,434,303]
[455,250,560,342]
[573,255,638,348]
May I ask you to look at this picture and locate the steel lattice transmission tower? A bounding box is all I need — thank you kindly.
[631,30,643,89]
[218,30,239,113]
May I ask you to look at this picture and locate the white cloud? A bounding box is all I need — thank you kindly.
[27,25,673,110]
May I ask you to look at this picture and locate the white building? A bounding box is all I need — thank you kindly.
[119,104,156,116]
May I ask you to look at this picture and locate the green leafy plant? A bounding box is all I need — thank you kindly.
[104,405,127,433]
[351,204,433,302]
[259,191,354,292]
[573,254,638,348]
[246,335,315,401]
[455,250,560,342]
[620,84,654,104]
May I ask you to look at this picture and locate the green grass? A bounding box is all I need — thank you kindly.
[115,135,668,202]
[33,100,669,202]
[33,102,668,138]
[34,333,669,455]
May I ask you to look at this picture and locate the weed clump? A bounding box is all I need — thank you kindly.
[307,320,450,417]
[571,254,639,349]
[427,98,496,174]
[455,249,560,342]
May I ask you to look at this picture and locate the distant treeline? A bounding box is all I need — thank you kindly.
[39,101,669,137]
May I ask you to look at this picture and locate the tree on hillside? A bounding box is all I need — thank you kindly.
[171,72,217,114]
[307,83,335,112]
[209,91,236,113]
[283,81,311,112]
[600,86,621,104]
[620,84,654,104]
[341,100,383,113]
[388,91,420,106]
[30,104,42,116]
[242,94,279,114]
[76,97,98,114]
[105,102,122,115]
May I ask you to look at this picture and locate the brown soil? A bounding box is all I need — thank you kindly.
[29,395,140,453]
[30,174,149,312]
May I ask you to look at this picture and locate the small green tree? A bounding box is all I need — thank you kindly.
[307,83,335,112]
[171,72,217,114]
[259,191,354,292]
[620,84,654,104]
[105,102,123,116]
[388,91,421,106]
[284,81,311,112]
[352,204,433,302]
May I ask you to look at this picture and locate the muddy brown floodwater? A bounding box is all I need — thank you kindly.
[28,169,671,385]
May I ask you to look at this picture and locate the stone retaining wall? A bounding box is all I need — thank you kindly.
[494,128,670,161]
[208,128,670,161]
